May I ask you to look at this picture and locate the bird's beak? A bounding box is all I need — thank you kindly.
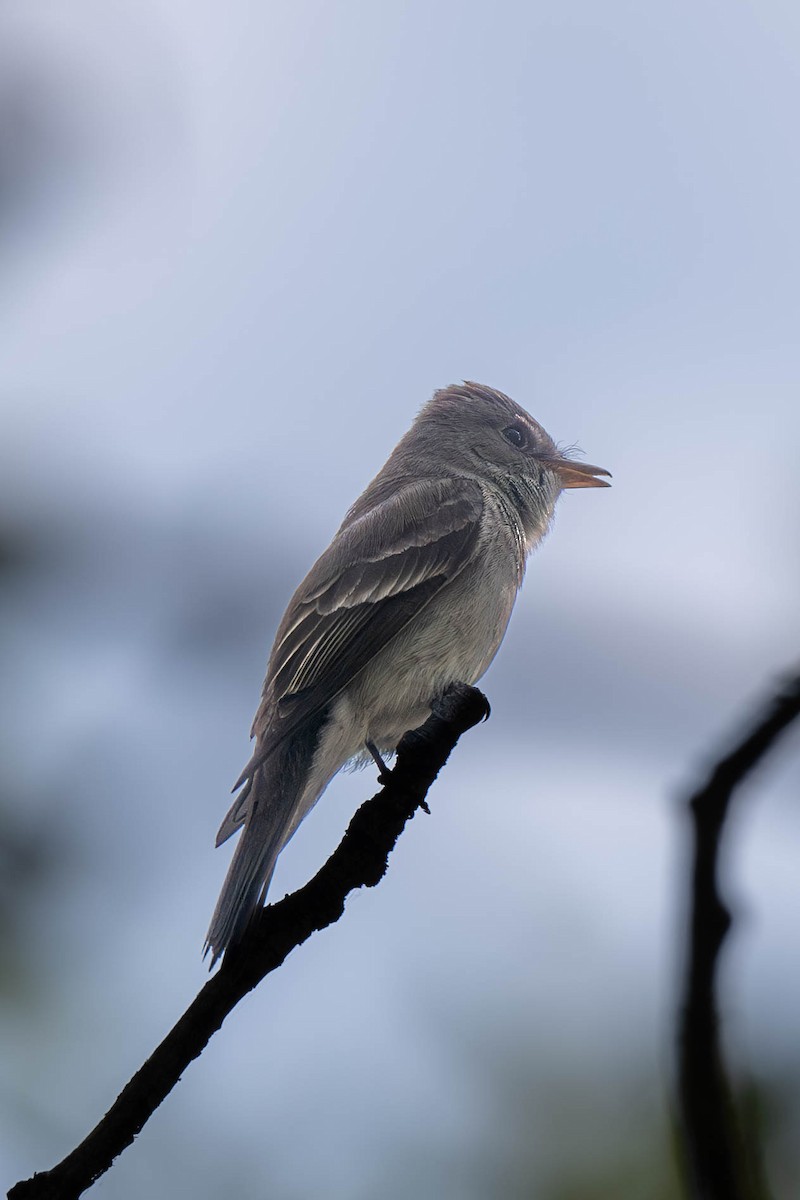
[546,458,612,489]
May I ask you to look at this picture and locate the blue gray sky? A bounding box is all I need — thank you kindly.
[2,2,799,1196]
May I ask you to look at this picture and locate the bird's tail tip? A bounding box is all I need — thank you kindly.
[203,890,257,968]
[203,836,278,967]
[202,937,223,971]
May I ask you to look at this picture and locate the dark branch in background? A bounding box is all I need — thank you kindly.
[677,668,800,1200]
[8,683,490,1200]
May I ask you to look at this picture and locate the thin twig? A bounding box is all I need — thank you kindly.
[9,683,490,1200]
[678,668,800,1200]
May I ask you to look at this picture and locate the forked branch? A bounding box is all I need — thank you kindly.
[678,668,800,1199]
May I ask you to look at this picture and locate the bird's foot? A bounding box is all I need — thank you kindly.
[366,740,392,784]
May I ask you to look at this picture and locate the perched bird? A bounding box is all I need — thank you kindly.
[206,382,609,962]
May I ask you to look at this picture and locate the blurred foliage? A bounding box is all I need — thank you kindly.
[0,523,66,1001]
[377,1048,800,1199]
[0,812,60,999]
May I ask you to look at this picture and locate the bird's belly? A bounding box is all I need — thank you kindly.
[349,563,519,750]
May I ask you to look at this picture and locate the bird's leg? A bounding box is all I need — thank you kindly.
[365,740,392,784]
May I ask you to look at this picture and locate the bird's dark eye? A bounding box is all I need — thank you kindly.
[502,425,526,449]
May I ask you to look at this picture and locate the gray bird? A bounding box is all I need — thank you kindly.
[205,382,609,962]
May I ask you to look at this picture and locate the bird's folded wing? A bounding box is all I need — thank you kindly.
[234,475,484,788]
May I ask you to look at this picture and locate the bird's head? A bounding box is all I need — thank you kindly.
[414,381,611,498]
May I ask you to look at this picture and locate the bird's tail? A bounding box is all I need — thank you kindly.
[205,711,331,966]
[204,763,289,966]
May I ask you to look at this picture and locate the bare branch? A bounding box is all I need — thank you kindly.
[677,668,800,1200]
[9,683,490,1200]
